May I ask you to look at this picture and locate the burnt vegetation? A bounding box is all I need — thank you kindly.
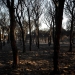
[0,0,75,75]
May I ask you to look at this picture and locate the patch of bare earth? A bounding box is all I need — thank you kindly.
[0,43,75,75]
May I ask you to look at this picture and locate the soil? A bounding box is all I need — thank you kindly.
[0,42,75,75]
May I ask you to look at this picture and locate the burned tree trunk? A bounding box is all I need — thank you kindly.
[6,0,19,67]
[9,9,19,67]
[35,25,39,48]
[0,28,2,49]
[27,7,32,51]
[53,0,65,73]
[69,15,74,52]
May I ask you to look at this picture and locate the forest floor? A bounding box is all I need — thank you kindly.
[0,42,75,75]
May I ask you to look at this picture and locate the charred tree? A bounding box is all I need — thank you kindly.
[69,15,74,52]
[0,28,2,49]
[53,0,65,74]
[27,7,32,51]
[7,0,19,68]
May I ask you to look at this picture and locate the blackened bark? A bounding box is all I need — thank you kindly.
[35,26,38,46]
[34,20,39,48]
[9,8,19,67]
[52,16,55,44]
[48,35,51,46]
[18,21,25,53]
[48,27,52,46]
[69,15,73,52]
[27,7,32,51]
[37,27,39,48]
[2,28,5,46]
[7,29,10,43]
[53,0,65,73]
[0,29,2,49]
[15,1,26,53]
[36,26,39,48]
[21,28,25,53]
